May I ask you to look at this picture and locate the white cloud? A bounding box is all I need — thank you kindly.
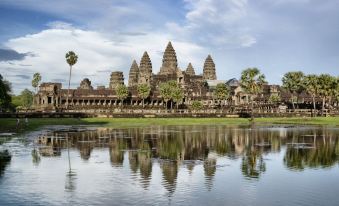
[166,0,256,48]
[0,23,207,94]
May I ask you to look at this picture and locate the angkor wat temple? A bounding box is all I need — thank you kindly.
[34,42,286,113]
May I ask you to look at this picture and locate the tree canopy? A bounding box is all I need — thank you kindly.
[214,83,229,100]
[0,74,12,111]
[116,84,129,101]
[137,84,151,108]
[32,73,41,93]
[240,68,266,95]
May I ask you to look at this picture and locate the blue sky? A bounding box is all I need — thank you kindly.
[0,0,338,94]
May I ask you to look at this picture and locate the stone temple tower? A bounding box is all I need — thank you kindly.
[159,41,178,75]
[109,71,124,89]
[203,55,216,80]
[138,51,152,85]
[185,63,195,76]
[128,60,139,87]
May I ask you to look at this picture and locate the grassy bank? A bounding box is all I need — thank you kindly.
[0,117,339,133]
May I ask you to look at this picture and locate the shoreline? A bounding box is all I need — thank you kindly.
[1,117,339,134]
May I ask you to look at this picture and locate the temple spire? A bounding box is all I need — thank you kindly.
[186,63,195,76]
[128,60,139,87]
[139,51,152,85]
[203,55,216,80]
[159,41,178,75]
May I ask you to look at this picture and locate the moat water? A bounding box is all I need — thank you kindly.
[0,124,339,206]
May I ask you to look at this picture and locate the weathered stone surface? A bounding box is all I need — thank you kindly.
[128,60,139,87]
[203,55,216,80]
[186,63,195,76]
[109,71,124,89]
[35,42,296,113]
[159,42,178,75]
[79,78,93,90]
[139,52,152,85]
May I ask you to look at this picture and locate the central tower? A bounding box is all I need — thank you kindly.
[159,41,178,75]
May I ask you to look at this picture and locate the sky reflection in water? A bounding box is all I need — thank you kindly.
[0,125,339,206]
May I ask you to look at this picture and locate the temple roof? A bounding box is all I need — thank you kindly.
[203,55,216,80]
[128,60,139,87]
[226,78,240,87]
[129,60,139,73]
[139,51,152,74]
[159,41,178,75]
[186,63,195,75]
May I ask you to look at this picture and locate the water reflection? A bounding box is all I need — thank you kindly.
[65,171,77,192]
[0,150,11,177]
[31,148,41,166]
[34,125,339,192]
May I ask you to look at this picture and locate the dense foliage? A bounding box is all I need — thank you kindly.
[137,84,151,108]
[12,89,34,109]
[0,74,12,112]
[116,84,129,106]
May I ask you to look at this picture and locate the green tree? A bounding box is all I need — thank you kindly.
[31,73,41,94]
[282,71,304,110]
[268,94,281,105]
[191,100,203,112]
[137,84,151,108]
[65,51,78,109]
[240,68,267,119]
[116,84,129,107]
[214,83,229,106]
[317,74,336,115]
[168,80,179,110]
[172,87,184,109]
[11,89,34,111]
[303,74,319,114]
[0,74,12,112]
[20,89,34,108]
[333,77,339,105]
[160,82,172,110]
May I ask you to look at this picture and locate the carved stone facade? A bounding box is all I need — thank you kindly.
[35,41,282,112]
[138,52,152,85]
[203,55,216,80]
[78,78,93,90]
[109,71,124,89]
[186,63,195,76]
[128,60,139,87]
[159,42,178,75]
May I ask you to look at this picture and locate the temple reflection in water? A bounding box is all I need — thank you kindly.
[35,125,339,192]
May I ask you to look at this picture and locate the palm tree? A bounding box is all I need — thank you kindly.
[214,83,229,107]
[317,74,336,116]
[240,68,267,120]
[65,51,78,109]
[137,84,151,108]
[282,71,304,110]
[303,74,319,116]
[116,84,129,107]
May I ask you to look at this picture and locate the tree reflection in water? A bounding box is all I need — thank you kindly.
[35,125,339,193]
[0,150,11,178]
[65,170,77,192]
[204,158,216,190]
[241,150,266,179]
[161,160,178,196]
[31,148,41,166]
